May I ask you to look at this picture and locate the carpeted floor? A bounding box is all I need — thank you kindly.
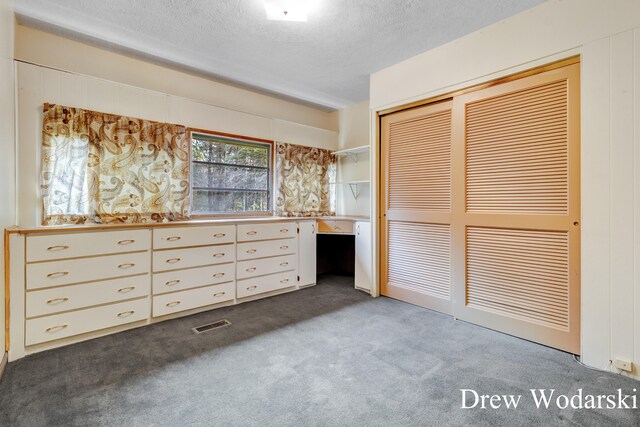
[0,275,638,426]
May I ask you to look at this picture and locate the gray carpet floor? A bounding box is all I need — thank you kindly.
[0,275,638,426]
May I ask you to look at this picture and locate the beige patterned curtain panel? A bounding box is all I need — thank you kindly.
[275,142,336,217]
[41,104,190,225]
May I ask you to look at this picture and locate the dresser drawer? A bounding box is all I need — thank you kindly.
[153,263,235,295]
[25,298,148,346]
[317,220,354,234]
[153,225,235,249]
[237,238,297,261]
[27,252,151,290]
[27,229,150,262]
[153,244,234,272]
[237,222,296,242]
[152,282,235,317]
[237,254,296,280]
[26,275,150,318]
[237,271,296,299]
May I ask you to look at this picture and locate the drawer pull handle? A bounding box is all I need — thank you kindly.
[165,279,181,286]
[246,249,257,254]
[46,297,69,305]
[213,292,226,297]
[280,228,289,233]
[117,310,135,318]
[334,226,342,230]
[47,271,69,279]
[280,262,289,266]
[246,267,257,272]
[246,231,257,235]
[213,273,225,278]
[118,263,136,269]
[46,245,69,252]
[280,279,289,284]
[166,301,181,308]
[166,258,181,264]
[247,285,257,291]
[312,224,315,233]
[46,324,68,333]
[213,233,226,238]
[118,286,136,294]
[279,245,289,250]
[166,236,181,242]
[213,253,225,258]
[117,239,135,245]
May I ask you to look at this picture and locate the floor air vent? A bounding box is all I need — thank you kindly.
[192,319,231,334]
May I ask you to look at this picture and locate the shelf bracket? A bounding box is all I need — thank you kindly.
[348,183,360,199]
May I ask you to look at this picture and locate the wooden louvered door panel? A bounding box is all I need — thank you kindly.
[451,64,580,353]
[381,101,453,314]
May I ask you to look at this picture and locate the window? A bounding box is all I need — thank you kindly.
[191,132,272,214]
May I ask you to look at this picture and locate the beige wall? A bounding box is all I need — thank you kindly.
[370,0,640,378]
[0,0,15,353]
[15,26,340,227]
[16,26,338,132]
[336,101,370,217]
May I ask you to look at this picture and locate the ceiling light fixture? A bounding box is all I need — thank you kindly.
[264,0,309,22]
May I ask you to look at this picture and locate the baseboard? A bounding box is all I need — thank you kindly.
[0,351,7,382]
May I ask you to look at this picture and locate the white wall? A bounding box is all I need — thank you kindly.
[336,101,370,217]
[370,0,640,378]
[15,30,340,226]
[0,0,16,354]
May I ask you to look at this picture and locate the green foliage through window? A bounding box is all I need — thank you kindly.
[191,133,271,213]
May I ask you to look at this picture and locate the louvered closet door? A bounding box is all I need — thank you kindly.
[451,63,580,353]
[381,101,453,314]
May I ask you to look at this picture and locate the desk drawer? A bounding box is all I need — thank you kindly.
[26,275,150,318]
[237,238,297,261]
[27,252,150,290]
[153,225,235,249]
[153,263,235,295]
[152,282,234,317]
[27,229,150,262]
[237,271,296,299]
[26,298,148,346]
[237,222,296,242]
[237,254,296,280]
[153,244,234,272]
[317,220,354,234]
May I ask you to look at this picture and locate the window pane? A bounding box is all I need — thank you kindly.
[191,134,271,214]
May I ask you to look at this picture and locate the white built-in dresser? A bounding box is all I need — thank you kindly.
[6,218,317,361]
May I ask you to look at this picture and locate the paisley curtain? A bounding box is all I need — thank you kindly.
[275,142,336,217]
[41,103,190,225]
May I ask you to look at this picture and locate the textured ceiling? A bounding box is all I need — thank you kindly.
[14,0,545,110]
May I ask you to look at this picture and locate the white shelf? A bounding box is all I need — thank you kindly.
[333,145,369,160]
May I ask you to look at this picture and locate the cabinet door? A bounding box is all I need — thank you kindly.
[355,221,372,292]
[298,221,317,287]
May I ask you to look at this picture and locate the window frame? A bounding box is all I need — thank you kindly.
[188,129,275,218]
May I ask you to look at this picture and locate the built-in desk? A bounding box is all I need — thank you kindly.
[315,216,371,293]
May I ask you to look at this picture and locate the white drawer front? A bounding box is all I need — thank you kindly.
[237,271,296,299]
[153,263,235,295]
[26,275,150,318]
[237,238,297,261]
[26,298,148,346]
[237,222,296,242]
[27,229,150,262]
[153,225,235,249]
[153,244,234,272]
[152,282,235,317]
[27,252,151,290]
[317,220,354,234]
[237,254,296,280]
